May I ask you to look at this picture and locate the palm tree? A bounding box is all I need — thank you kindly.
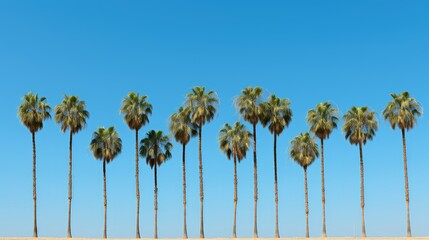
[54,95,89,238]
[342,107,378,238]
[260,94,292,238]
[290,132,319,238]
[89,127,122,239]
[383,91,422,237]
[306,102,338,237]
[120,92,152,238]
[169,107,197,239]
[140,130,173,239]
[234,86,263,238]
[185,86,219,238]
[219,122,252,238]
[18,92,51,238]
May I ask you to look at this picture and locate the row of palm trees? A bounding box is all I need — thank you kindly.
[18,87,422,239]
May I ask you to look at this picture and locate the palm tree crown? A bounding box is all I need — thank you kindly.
[120,92,152,130]
[290,133,319,168]
[219,122,252,161]
[18,92,51,133]
[260,94,293,135]
[185,86,219,126]
[169,107,198,145]
[342,106,378,145]
[307,102,338,140]
[90,127,122,163]
[55,95,89,134]
[383,91,423,131]
[235,86,263,125]
[140,130,173,168]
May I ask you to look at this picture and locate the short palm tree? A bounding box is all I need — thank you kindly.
[169,107,197,239]
[290,132,319,238]
[342,107,378,238]
[120,92,152,238]
[306,102,338,237]
[18,92,51,238]
[383,91,422,237]
[140,130,173,239]
[234,86,263,238]
[55,95,89,238]
[219,122,252,238]
[185,86,219,238]
[260,94,292,238]
[89,127,122,239]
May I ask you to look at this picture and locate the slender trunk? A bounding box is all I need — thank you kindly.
[402,129,412,237]
[154,164,158,239]
[304,167,309,238]
[182,144,188,239]
[67,132,73,238]
[32,132,38,238]
[135,130,141,238]
[274,134,280,238]
[233,156,238,238]
[252,123,258,238]
[198,125,205,238]
[320,138,327,237]
[359,142,366,237]
[103,160,107,239]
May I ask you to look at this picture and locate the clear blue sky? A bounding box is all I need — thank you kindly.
[0,1,428,238]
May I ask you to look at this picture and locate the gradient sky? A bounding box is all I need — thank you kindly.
[0,1,428,238]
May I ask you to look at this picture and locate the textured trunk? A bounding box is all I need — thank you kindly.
[154,164,158,239]
[304,167,309,238]
[135,130,141,238]
[32,132,38,238]
[103,160,107,239]
[274,134,280,238]
[198,125,205,238]
[232,156,238,238]
[320,138,327,237]
[67,132,73,238]
[252,123,258,238]
[402,129,412,237]
[182,144,188,239]
[359,142,366,237]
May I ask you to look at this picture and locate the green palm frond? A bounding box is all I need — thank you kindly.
[90,126,122,163]
[219,122,252,162]
[18,92,51,133]
[307,102,338,140]
[169,106,198,145]
[382,91,423,131]
[120,92,153,130]
[260,94,292,136]
[140,130,173,169]
[342,106,378,145]
[289,132,319,168]
[55,95,89,134]
[185,86,219,126]
[234,86,263,125]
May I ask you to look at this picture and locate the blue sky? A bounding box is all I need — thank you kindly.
[0,1,428,238]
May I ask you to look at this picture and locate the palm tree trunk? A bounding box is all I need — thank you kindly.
[135,129,141,238]
[274,134,280,238]
[67,131,73,238]
[402,129,412,237]
[198,125,205,238]
[154,164,158,239]
[182,143,188,239]
[304,167,309,238]
[359,142,366,237]
[320,138,327,237]
[252,123,259,238]
[233,156,238,238]
[103,160,107,239]
[32,132,38,238]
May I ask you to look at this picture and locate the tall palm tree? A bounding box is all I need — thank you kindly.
[219,122,252,238]
[306,102,338,237]
[55,95,89,238]
[185,86,219,238]
[234,86,263,238]
[260,94,292,238]
[290,132,319,238]
[140,130,173,239]
[342,107,378,238]
[89,127,122,239]
[169,107,197,239]
[120,92,152,238]
[18,92,51,238]
[383,91,422,237]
